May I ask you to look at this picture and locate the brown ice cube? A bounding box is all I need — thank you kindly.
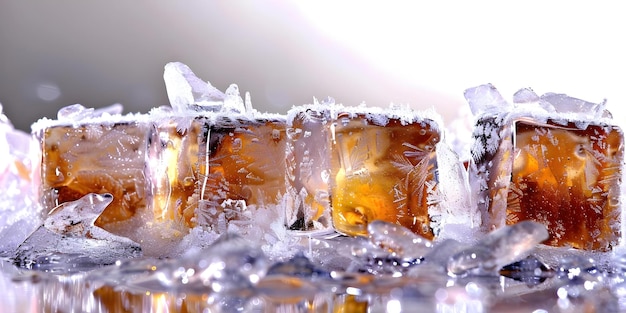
[472,117,624,251]
[329,111,440,238]
[193,115,287,227]
[38,121,151,228]
[286,105,441,237]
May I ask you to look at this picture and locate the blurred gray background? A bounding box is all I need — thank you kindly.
[1,1,624,132]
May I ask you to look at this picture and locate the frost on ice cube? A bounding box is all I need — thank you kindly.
[467,84,624,251]
[13,193,142,271]
[35,109,152,230]
[447,220,548,276]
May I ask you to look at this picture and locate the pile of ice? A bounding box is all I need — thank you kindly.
[0,104,41,256]
[464,83,614,130]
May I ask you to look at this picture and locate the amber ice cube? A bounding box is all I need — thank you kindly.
[285,105,333,231]
[472,118,624,251]
[329,112,440,238]
[38,121,152,228]
[192,115,287,227]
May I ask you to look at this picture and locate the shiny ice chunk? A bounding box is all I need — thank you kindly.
[163,62,226,112]
[367,220,433,259]
[13,193,142,271]
[447,220,548,276]
[57,103,123,121]
[463,83,512,117]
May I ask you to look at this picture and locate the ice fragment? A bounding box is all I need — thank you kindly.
[163,62,225,112]
[13,193,142,271]
[463,83,512,117]
[447,220,548,276]
[499,255,553,287]
[367,220,433,260]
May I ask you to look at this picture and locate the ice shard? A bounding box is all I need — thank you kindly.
[467,84,624,251]
[13,193,142,271]
[447,220,548,276]
[163,62,225,112]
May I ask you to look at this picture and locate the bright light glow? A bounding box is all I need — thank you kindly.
[296,1,626,118]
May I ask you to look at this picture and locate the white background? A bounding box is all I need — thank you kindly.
[1,1,624,131]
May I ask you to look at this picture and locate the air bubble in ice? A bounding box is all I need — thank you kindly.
[463,83,512,117]
[163,62,225,112]
[447,220,548,276]
[13,193,142,271]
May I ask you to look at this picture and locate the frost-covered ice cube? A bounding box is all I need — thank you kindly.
[467,84,624,251]
[193,114,288,228]
[329,106,441,238]
[13,193,142,271]
[286,103,443,238]
[34,109,152,229]
[447,220,548,276]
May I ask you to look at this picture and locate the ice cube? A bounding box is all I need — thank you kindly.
[193,115,287,228]
[329,108,440,238]
[163,62,225,112]
[447,220,549,276]
[285,103,443,237]
[13,193,142,271]
[468,85,624,251]
[37,118,152,229]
